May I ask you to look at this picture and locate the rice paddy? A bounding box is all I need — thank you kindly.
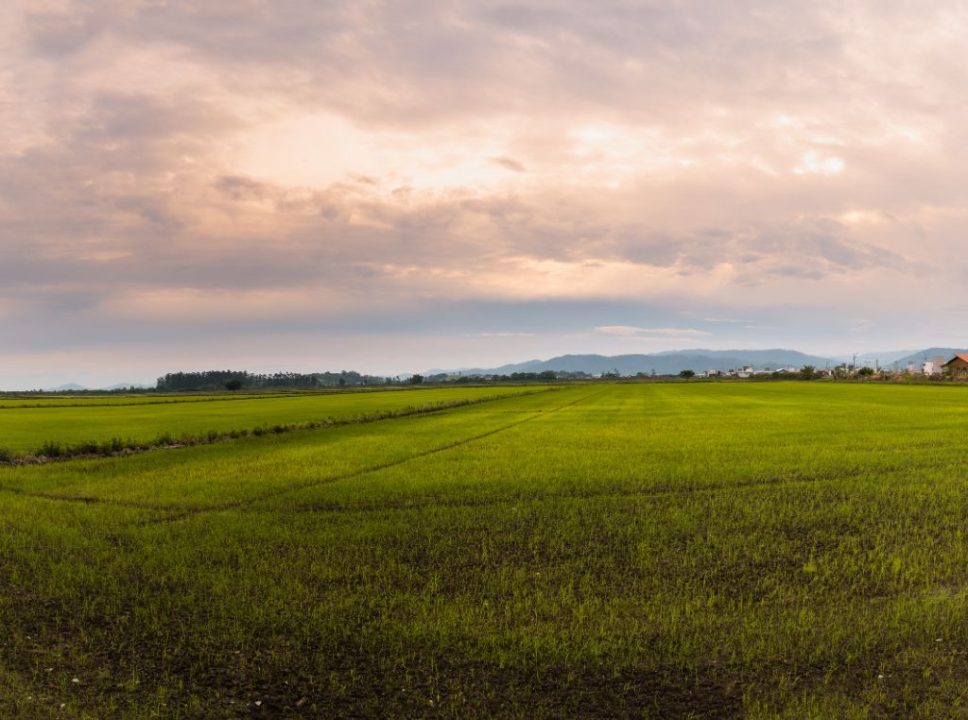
[2,382,968,718]
[0,386,540,456]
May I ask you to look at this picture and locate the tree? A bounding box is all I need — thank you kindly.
[679,369,695,378]
[800,365,816,380]
[224,379,243,391]
[857,366,875,377]
[409,374,424,385]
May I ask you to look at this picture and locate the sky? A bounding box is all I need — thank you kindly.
[3,0,968,388]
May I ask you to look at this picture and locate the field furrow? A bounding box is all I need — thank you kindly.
[2,382,968,718]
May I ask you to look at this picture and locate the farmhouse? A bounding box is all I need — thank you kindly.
[944,353,968,376]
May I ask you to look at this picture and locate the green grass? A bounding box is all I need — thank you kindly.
[0,387,424,407]
[2,382,968,717]
[0,386,545,456]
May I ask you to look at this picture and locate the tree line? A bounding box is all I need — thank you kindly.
[154,369,595,391]
[156,370,388,391]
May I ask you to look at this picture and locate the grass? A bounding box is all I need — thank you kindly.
[0,385,546,456]
[0,387,429,408]
[2,382,968,717]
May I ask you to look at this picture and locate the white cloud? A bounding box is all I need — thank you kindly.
[3,0,968,382]
[595,326,711,338]
[794,151,846,176]
[464,332,535,338]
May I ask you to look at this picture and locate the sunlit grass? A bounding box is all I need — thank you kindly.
[0,385,545,455]
[2,382,968,717]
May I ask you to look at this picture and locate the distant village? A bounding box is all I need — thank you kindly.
[13,354,968,394]
[689,352,961,380]
[424,353,968,383]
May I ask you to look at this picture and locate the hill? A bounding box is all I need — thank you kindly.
[886,348,967,369]
[451,349,835,376]
[43,382,87,391]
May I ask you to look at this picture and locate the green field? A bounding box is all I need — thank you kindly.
[2,382,968,718]
[0,386,541,455]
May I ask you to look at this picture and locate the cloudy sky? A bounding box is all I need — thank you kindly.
[3,0,967,387]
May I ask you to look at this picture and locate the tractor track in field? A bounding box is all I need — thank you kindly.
[0,389,602,522]
[130,388,607,526]
[0,388,558,466]
[4,424,926,524]
[0,489,166,511]
[4,462,863,520]
[261,464,883,515]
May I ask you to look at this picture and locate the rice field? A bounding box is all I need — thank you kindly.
[0,386,540,455]
[2,382,968,718]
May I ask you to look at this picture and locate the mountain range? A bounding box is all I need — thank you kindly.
[26,348,968,390]
[438,347,968,377]
[442,349,836,376]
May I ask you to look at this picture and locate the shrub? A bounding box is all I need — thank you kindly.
[70,441,99,455]
[38,441,63,458]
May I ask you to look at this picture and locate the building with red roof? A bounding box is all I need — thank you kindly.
[943,354,968,375]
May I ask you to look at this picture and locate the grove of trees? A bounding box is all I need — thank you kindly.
[156,370,387,391]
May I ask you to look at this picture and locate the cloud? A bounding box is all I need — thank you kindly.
[794,151,846,176]
[3,0,968,384]
[595,326,711,338]
[464,332,535,338]
[490,156,527,173]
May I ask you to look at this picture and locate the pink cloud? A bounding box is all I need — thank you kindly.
[3,0,968,385]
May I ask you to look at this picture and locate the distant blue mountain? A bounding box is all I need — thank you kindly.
[447,349,836,376]
[884,348,967,369]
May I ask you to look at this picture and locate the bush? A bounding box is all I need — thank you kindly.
[38,441,63,458]
[70,441,100,456]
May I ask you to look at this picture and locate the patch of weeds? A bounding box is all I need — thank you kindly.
[38,441,64,458]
